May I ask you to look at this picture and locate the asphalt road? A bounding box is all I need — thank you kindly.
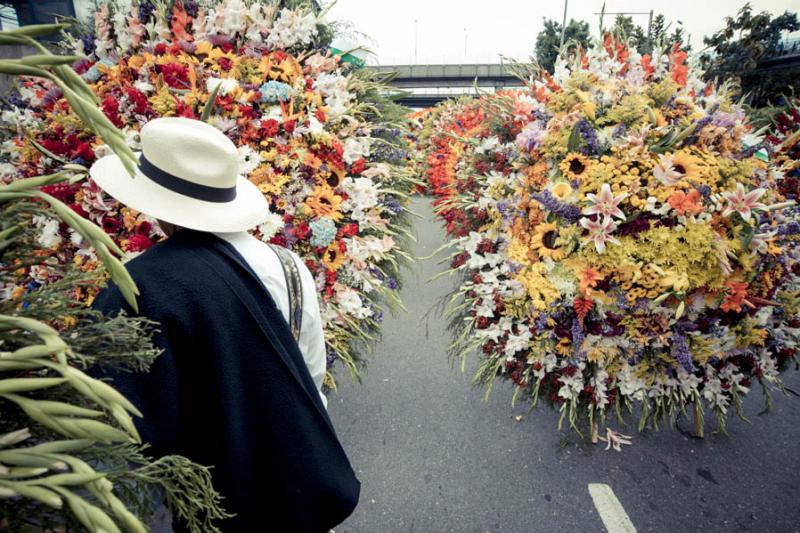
[327,196,800,533]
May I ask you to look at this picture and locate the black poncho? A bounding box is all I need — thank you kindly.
[93,230,359,532]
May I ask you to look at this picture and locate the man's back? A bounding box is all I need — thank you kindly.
[94,230,359,532]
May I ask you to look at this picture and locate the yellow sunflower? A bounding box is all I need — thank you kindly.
[304,186,344,221]
[559,152,594,182]
[531,223,567,260]
[322,243,345,271]
[671,150,701,181]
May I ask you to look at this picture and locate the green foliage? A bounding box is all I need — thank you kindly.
[700,2,800,106]
[534,18,590,72]
[609,14,691,56]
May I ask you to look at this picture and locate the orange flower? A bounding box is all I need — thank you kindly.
[668,189,703,216]
[671,43,689,87]
[170,3,193,42]
[721,280,749,313]
[574,297,594,325]
[580,267,603,295]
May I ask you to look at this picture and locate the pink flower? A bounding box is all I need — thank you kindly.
[580,216,620,254]
[721,183,766,222]
[583,183,627,220]
[653,154,682,186]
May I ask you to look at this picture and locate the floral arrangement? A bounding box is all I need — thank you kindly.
[1,0,415,387]
[418,96,487,236]
[763,98,800,199]
[437,38,800,436]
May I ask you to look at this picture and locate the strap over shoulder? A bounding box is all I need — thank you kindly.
[268,243,304,342]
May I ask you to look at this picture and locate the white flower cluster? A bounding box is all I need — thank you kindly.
[266,8,318,50]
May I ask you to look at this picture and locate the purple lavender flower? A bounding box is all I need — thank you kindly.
[672,332,695,372]
[386,278,399,290]
[571,319,585,357]
[80,33,96,56]
[138,0,155,22]
[184,0,199,17]
[532,190,581,222]
[685,115,713,145]
[777,221,800,236]
[383,197,402,214]
[576,119,601,155]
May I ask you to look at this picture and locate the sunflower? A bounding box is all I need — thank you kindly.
[670,150,700,182]
[322,243,345,271]
[559,152,593,182]
[531,223,567,260]
[304,186,344,221]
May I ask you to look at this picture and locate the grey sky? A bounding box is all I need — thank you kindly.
[326,0,800,65]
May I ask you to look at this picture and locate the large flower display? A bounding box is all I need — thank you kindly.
[0,0,414,387]
[437,38,800,436]
[419,96,487,236]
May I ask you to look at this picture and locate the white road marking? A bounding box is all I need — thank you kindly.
[588,483,637,533]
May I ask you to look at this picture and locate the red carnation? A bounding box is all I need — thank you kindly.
[261,119,280,137]
[126,87,150,115]
[101,96,123,128]
[283,120,297,134]
[315,108,327,123]
[101,216,121,234]
[126,234,154,253]
[136,221,153,235]
[218,57,233,71]
[159,63,190,89]
[294,222,310,240]
[350,158,366,175]
[340,223,359,238]
[154,43,168,55]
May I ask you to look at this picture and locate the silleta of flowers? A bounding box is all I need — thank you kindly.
[0,0,414,387]
[419,96,487,236]
[438,37,800,435]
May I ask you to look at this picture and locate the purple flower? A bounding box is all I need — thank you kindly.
[138,0,156,22]
[184,0,199,17]
[515,123,546,151]
[672,332,695,372]
[576,119,601,155]
[532,190,581,222]
[80,33,96,56]
[777,221,800,236]
[571,319,585,357]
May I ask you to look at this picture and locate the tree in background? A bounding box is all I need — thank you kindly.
[534,18,590,72]
[609,14,691,56]
[700,3,799,106]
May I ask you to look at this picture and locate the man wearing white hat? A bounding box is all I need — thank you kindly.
[92,117,360,532]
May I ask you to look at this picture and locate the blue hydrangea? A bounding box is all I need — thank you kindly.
[309,218,337,248]
[259,80,292,104]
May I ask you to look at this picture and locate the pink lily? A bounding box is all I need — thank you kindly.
[653,154,682,186]
[583,184,627,220]
[580,216,620,254]
[721,183,767,222]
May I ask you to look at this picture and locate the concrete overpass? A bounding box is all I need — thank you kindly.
[370,63,525,108]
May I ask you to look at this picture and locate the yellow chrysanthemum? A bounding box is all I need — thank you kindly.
[559,152,593,182]
[304,186,344,221]
[531,223,567,260]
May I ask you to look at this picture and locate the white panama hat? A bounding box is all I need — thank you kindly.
[89,117,269,233]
